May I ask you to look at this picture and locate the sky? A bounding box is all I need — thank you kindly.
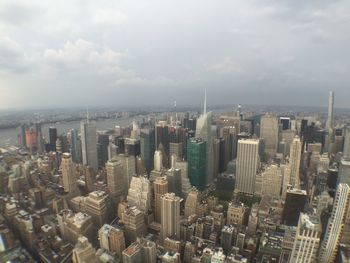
[0,0,350,109]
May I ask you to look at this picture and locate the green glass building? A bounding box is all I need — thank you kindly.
[140,128,155,174]
[187,138,207,190]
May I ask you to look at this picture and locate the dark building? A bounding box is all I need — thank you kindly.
[125,139,140,157]
[279,117,290,130]
[156,124,169,155]
[97,133,110,168]
[49,127,57,151]
[114,136,125,154]
[140,128,155,174]
[282,189,307,226]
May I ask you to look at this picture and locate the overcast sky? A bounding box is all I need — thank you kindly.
[0,0,349,109]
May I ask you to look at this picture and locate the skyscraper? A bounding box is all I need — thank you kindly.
[70,129,82,163]
[140,128,155,174]
[282,188,307,226]
[154,177,168,223]
[61,153,77,194]
[106,158,127,199]
[49,127,58,152]
[260,114,279,158]
[289,136,302,189]
[35,122,44,154]
[72,236,96,263]
[195,90,214,185]
[81,120,98,171]
[187,138,207,190]
[324,91,335,152]
[326,91,334,134]
[127,176,152,213]
[98,224,125,257]
[319,183,350,263]
[235,139,260,194]
[343,126,350,160]
[290,213,321,262]
[161,193,181,242]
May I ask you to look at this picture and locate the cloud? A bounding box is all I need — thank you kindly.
[0,0,350,108]
[43,39,130,76]
[93,9,127,26]
[205,57,244,75]
[0,36,29,73]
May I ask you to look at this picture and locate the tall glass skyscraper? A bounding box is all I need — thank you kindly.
[187,138,206,190]
[70,129,82,163]
[81,120,98,171]
[140,128,155,174]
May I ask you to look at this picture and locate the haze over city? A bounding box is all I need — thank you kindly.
[1,0,350,109]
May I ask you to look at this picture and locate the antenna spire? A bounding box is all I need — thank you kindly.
[86,106,89,123]
[204,88,207,114]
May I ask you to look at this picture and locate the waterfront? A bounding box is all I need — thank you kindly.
[0,116,144,147]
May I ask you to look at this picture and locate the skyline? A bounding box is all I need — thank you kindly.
[1,0,350,109]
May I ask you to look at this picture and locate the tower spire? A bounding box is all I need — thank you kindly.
[86,106,89,123]
[204,88,207,115]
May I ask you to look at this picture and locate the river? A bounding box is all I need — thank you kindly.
[0,116,144,147]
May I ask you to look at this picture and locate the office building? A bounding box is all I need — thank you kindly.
[57,209,94,245]
[290,213,321,262]
[260,164,282,198]
[154,177,168,223]
[81,120,98,171]
[121,206,146,244]
[140,128,155,174]
[61,152,77,195]
[260,114,279,157]
[235,139,260,194]
[114,154,136,188]
[185,188,200,218]
[49,127,58,151]
[165,168,182,197]
[127,176,151,213]
[70,129,82,163]
[187,138,207,190]
[161,193,181,242]
[319,184,350,262]
[289,136,302,189]
[106,158,127,200]
[98,224,125,257]
[72,236,96,263]
[282,189,307,226]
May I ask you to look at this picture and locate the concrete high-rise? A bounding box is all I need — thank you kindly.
[106,158,127,200]
[290,213,321,263]
[343,126,350,160]
[184,188,199,218]
[326,91,334,134]
[260,114,279,157]
[187,138,207,190]
[72,236,96,263]
[114,154,136,188]
[289,136,302,189]
[161,193,181,242]
[81,120,98,171]
[154,150,163,172]
[319,183,350,263]
[127,176,152,213]
[154,177,168,223]
[61,153,77,194]
[98,224,125,257]
[235,139,260,194]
